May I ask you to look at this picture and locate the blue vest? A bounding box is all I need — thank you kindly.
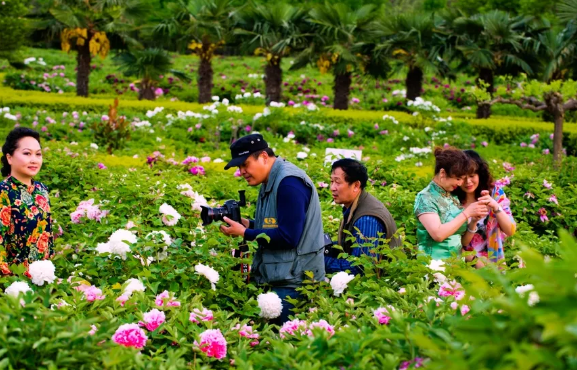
[251,157,325,287]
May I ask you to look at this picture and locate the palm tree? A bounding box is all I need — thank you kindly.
[156,0,235,104]
[451,11,535,118]
[292,3,389,110]
[534,21,577,83]
[114,48,189,100]
[234,3,309,105]
[376,12,449,101]
[37,0,145,97]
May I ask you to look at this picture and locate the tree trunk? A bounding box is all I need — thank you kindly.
[333,72,352,110]
[265,60,282,105]
[545,92,564,166]
[476,68,494,119]
[406,66,423,101]
[198,56,213,104]
[139,80,156,101]
[76,37,92,97]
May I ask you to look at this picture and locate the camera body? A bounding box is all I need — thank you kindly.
[201,190,246,226]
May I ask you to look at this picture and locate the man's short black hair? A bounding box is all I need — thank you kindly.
[250,147,276,160]
[331,158,368,189]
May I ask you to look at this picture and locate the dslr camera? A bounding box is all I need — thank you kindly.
[200,190,246,226]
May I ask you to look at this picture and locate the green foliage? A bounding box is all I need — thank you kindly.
[0,0,29,66]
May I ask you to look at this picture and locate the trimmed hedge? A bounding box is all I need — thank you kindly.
[1,84,576,153]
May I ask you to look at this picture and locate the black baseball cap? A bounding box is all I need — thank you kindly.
[224,134,269,170]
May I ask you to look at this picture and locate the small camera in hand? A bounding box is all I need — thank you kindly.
[323,233,341,258]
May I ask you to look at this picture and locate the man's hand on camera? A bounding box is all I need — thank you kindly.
[220,217,246,238]
[241,218,250,228]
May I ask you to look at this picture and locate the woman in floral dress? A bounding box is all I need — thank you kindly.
[0,127,53,275]
[454,150,516,268]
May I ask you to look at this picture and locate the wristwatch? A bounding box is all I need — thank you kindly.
[494,205,503,214]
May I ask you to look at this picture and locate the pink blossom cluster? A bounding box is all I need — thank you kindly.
[189,308,214,323]
[139,309,165,331]
[399,357,426,370]
[75,284,105,302]
[70,199,109,224]
[181,156,199,165]
[189,166,205,176]
[112,323,148,349]
[374,306,394,325]
[279,319,335,338]
[195,329,227,359]
[450,302,470,316]
[155,290,181,307]
[232,324,259,346]
[438,281,465,301]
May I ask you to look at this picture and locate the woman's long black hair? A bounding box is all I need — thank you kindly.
[453,150,495,203]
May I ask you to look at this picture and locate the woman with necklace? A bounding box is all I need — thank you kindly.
[0,127,53,275]
[414,147,489,259]
[454,150,515,268]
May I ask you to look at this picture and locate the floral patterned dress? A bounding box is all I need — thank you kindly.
[414,181,467,259]
[464,184,515,263]
[0,176,53,275]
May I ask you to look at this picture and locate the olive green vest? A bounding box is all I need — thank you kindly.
[251,157,325,288]
[338,190,400,253]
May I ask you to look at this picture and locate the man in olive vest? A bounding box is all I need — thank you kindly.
[325,158,399,274]
[220,133,325,324]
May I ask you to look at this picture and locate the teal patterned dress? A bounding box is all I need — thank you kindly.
[414,181,467,259]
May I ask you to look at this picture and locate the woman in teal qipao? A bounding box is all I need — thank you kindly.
[414,147,489,259]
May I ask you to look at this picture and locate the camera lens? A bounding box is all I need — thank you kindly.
[200,205,230,226]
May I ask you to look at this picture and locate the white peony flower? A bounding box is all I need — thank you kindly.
[28,260,56,286]
[90,143,98,150]
[95,242,111,254]
[192,193,208,212]
[257,292,283,319]
[5,281,32,297]
[515,284,534,296]
[428,259,446,272]
[107,240,132,259]
[527,291,540,306]
[195,263,219,291]
[147,230,172,246]
[330,271,355,296]
[109,229,137,244]
[123,278,146,295]
[432,272,447,284]
[296,152,308,160]
[159,203,181,226]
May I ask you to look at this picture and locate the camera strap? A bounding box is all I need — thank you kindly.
[232,241,251,284]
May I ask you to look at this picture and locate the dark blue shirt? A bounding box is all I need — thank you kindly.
[325,206,386,275]
[244,176,312,249]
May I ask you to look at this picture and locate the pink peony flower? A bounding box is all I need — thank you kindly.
[81,286,105,301]
[279,319,308,338]
[374,307,392,325]
[347,129,354,138]
[351,97,360,104]
[548,194,558,205]
[233,324,259,340]
[234,169,241,177]
[543,149,550,155]
[189,166,205,176]
[400,357,425,370]
[154,88,163,96]
[481,141,488,147]
[538,208,548,222]
[70,210,84,224]
[520,142,527,147]
[317,182,328,188]
[195,329,227,359]
[139,309,165,331]
[189,308,214,323]
[155,290,181,307]
[89,324,98,335]
[112,323,148,349]
[116,294,130,306]
[182,156,199,165]
[309,320,335,337]
[543,179,552,189]
[502,162,515,172]
[438,281,465,301]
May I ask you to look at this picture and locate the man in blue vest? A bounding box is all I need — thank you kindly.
[325,158,399,275]
[219,133,325,324]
